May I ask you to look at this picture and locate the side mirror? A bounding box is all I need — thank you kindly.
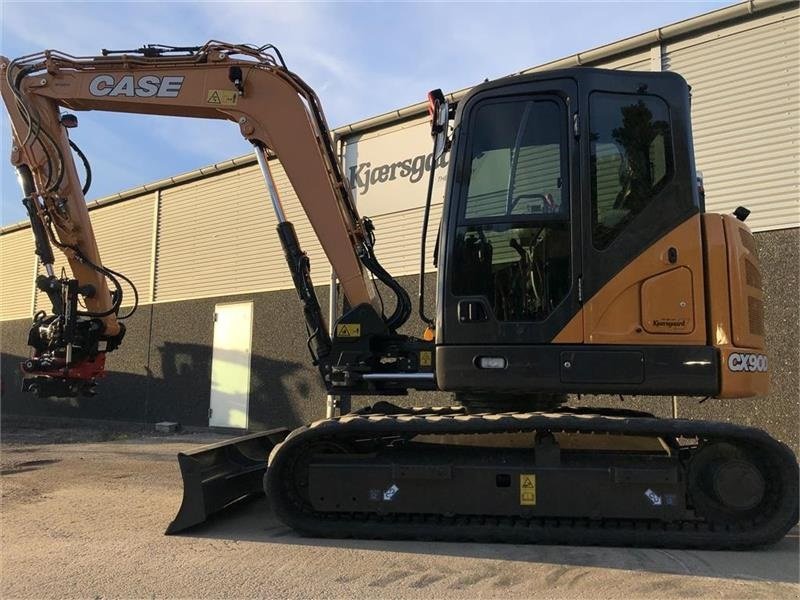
[427,89,449,160]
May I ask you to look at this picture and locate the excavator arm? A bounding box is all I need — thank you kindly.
[1,42,412,397]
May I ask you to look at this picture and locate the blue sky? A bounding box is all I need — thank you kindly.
[1,0,730,226]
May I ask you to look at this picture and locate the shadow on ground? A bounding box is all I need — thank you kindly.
[176,497,800,585]
[0,458,61,475]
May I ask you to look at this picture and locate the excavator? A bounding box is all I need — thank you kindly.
[1,42,797,549]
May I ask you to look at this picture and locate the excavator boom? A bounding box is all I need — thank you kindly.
[0,42,405,396]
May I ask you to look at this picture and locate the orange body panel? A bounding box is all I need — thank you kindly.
[700,215,733,347]
[641,267,695,334]
[703,214,768,398]
[723,216,765,349]
[582,214,707,345]
[553,213,768,399]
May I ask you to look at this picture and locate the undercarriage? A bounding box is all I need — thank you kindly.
[261,405,798,549]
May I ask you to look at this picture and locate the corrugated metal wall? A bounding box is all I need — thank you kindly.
[342,115,448,277]
[592,51,651,71]
[33,194,156,311]
[3,157,326,321]
[369,203,442,277]
[154,159,326,303]
[663,6,799,231]
[0,229,35,320]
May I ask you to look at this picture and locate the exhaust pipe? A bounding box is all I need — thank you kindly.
[166,428,290,534]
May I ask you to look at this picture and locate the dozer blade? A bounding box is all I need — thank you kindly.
[166,428,290,534]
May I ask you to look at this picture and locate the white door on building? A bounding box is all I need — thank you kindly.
[209,302,253,429]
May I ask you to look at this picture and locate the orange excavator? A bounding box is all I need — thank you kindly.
[1,42,796,548]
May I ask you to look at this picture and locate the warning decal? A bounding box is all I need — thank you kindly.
[520,473,536,506]
[419,351,432,367]
[336,323,361,338]
[206,89,239,106]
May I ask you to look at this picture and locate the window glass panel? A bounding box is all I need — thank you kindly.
[452,97,570,323]
[452,223,571,322]
[464,100,566,220]
[590,93,673,249]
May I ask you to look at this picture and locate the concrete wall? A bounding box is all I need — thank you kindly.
[1,287,332,429]
[2,228,797,452]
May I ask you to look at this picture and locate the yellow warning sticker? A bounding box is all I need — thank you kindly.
[419,351,432,367]
[336,323,361,338]
[520,473,536,506]
[206,89,239,106]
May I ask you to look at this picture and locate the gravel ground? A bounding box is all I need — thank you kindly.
[1,423,798,599]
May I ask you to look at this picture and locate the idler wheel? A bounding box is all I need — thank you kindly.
[689,442,769,524]
[712,459,765,510]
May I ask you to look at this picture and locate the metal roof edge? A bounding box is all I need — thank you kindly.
[2,0,792,236]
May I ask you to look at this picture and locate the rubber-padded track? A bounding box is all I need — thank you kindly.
[265,411,798,549]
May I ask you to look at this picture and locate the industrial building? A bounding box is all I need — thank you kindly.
[1,0,797,450]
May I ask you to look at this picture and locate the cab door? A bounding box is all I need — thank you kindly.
[577,70,705,345]
[438,77,581,349]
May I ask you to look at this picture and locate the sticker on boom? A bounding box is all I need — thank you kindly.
[336,323,361,338]
[520,473,536,506]
[89,74,184,98]
[207,89,239,106]
[728,352,768,373]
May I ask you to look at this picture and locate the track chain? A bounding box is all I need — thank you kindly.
[266,410,798,549]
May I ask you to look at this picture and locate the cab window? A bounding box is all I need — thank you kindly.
[590,93,673,250]
[464,99,566,220]
[452,97,570,322]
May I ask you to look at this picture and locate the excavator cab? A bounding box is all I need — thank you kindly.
[435,69,710,405]
[326,68,754,406]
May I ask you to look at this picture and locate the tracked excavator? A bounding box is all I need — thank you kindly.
[2,42,796,549]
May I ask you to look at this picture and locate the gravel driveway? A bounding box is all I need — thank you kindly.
[1,423,797,599]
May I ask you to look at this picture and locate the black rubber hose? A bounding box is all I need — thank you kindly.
[102,264,138,320]
[51,240,123,319]
[360,251,412,331]
[69,139,92,195]
[418,153,438,327]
